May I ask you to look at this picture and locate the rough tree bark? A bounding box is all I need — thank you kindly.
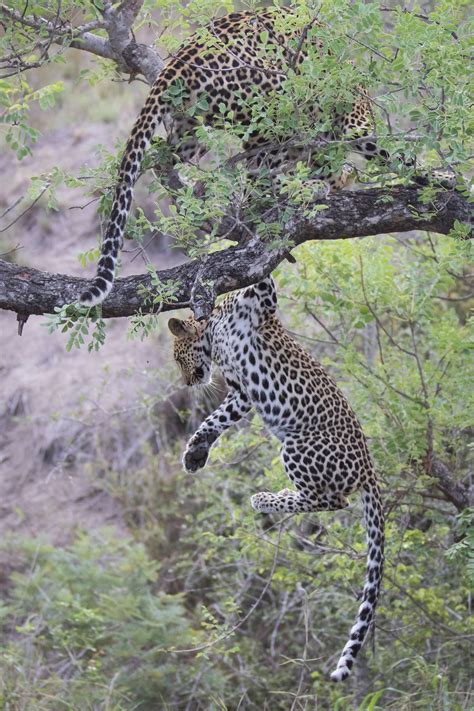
[431,459,472,512]
[1,2,471,320]
[0,186,471,320]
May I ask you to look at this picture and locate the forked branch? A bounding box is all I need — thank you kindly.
[0,1,163,82]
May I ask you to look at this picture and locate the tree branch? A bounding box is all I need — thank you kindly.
[430,459,471,513]
[0,1,163,83]
[102,0,163,83]
[0,187,471,321]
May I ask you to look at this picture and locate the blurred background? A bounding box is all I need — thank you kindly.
[0,1,472,709]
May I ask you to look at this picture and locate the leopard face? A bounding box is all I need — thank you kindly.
[168,317,211,386]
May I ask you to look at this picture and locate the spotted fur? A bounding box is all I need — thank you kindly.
[168,277,384,682]
[81,7,445,307]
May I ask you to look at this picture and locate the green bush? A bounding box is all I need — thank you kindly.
[0,531,228,710]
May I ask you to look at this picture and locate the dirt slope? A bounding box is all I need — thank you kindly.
[0,124,181,547]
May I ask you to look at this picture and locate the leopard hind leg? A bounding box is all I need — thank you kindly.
[251,434,359,514]
[251,487,349,514]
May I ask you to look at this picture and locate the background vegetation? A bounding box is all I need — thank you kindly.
[0,0,472,709]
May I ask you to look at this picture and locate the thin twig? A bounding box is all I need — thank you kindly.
[167,524,283,654]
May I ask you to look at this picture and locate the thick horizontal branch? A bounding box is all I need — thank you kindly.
[0,187,471,321]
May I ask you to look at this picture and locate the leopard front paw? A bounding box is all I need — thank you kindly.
[182,440,210,473]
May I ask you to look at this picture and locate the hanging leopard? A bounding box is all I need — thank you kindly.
[79,6,454,307]
[168,277,384,682]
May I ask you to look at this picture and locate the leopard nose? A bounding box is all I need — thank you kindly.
[195,366,204,379]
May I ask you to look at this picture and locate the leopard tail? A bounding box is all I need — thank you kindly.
[330,477,384,682]
[79,80,170,307]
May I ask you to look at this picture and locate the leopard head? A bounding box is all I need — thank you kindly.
[168,316,211,386]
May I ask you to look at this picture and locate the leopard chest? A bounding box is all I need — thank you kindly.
[240,336,322,437]
[210,318,348,439]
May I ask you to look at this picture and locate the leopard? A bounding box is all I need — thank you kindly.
[168,276,384,682]
[78,6,454,308]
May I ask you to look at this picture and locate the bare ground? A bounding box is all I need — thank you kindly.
[0,124,186,548]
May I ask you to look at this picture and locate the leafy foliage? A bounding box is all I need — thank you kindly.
[0,531,228,710]
[1,0,472,708]
[5,233,472,708]
[2,0,472,300]
[43,304,107,352]
[446,509,474,584]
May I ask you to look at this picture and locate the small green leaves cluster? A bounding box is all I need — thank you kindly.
[43,303,106,352]
[128,266,182,340]
[0,78,64,159]
[446,509,474,583]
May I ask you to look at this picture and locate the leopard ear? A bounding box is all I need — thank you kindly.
[168,318,193,338]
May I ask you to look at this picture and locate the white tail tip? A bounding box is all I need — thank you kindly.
[330,665,351,682]
[79,292,105,308]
